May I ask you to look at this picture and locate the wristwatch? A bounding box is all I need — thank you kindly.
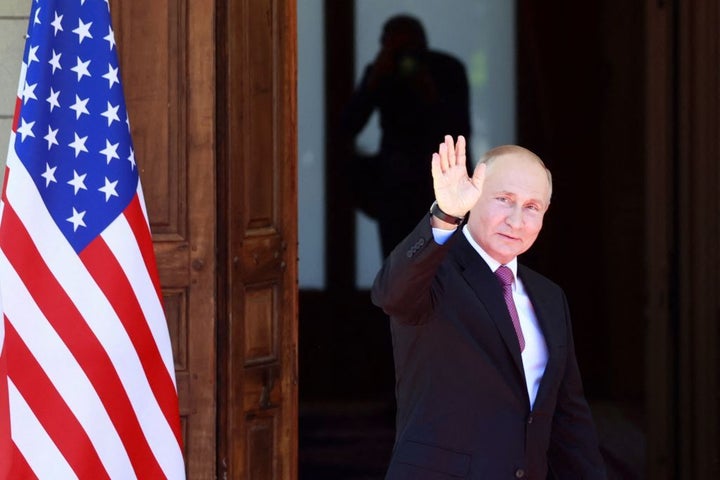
[430,201,465,226]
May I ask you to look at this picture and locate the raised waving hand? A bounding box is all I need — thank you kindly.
[430,135,485,226]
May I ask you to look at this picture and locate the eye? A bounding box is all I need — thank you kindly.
[525,203,541,212]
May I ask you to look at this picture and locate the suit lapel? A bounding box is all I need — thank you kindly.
[452,237,526,380]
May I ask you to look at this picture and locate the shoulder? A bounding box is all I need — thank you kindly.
[518,264,564,296]
[428,50,466,69]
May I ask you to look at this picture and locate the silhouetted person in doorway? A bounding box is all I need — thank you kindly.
[343,14,471,258]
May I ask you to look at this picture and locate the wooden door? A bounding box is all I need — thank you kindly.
[113,0,298,478]
[216,0,298,479]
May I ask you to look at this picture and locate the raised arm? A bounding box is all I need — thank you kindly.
[371,135,486,322]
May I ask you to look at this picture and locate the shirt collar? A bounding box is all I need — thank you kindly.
[462,225,518,279]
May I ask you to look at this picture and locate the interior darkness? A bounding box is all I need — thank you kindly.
[299,2,647,479]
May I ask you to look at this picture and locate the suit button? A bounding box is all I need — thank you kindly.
[527,415,534,424]
[515,469,525,478]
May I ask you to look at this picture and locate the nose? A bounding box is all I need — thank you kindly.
[506,206,523,228]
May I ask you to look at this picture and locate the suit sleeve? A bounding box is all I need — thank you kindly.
[547,293,608,479]
[371,216,455,324]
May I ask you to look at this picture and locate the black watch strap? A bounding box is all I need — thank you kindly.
[430,201,465,225]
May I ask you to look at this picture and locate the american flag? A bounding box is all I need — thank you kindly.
[0,1,185,478]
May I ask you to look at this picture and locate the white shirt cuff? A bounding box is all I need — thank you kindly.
[432,227,457,245]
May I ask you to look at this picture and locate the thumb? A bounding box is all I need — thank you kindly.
[471,162,486,190]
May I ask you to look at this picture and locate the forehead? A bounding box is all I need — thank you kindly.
[484,154,551,202]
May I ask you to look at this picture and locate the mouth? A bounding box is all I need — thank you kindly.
[498,232,520,241]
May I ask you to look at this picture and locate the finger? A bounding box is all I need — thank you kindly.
[438,142,449,172]
[431,152,443,180]
[445,135,456,166]
[456,135,466,167]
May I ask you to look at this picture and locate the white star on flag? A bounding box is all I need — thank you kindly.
[68,132,88,157]
[99,139,120,164]
[51,11,63,35]
[128,147,136,169]
[16,118,35,142]
[72,18,93,43]
[22,82,38,104]
[69,94,89,119]
[66,206,86,231]
[102,64,119,88]
[48,49,62,73]
[70,56,91,81]
[101,101,120,125]
[46,87,61,111]
[103,25,116,50]
[27,45,40,65]
[98,177,119,201]
[44,125,59,149]
[41,163,58,186]
[67,170,88,194]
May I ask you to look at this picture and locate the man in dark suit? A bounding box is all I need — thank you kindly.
[371,135,606,479]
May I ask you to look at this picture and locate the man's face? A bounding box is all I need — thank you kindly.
[466,153,551,265]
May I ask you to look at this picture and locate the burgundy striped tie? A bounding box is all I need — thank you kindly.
[494,265,526,352]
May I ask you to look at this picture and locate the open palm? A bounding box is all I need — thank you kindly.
[431,135,485,218]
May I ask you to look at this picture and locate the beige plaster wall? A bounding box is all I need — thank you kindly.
[0,1,30,184]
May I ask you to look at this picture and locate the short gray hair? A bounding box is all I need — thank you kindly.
[479,145,553,200]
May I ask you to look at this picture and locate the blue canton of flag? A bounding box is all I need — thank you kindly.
[16,0,136,253]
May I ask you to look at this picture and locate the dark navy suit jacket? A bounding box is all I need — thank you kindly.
[371,218,607,479]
